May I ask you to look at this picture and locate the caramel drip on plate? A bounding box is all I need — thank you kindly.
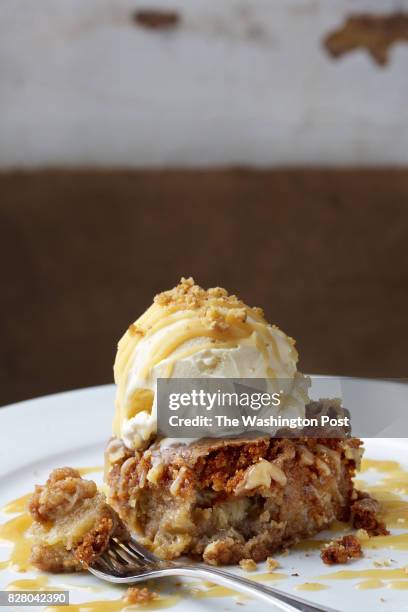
[356,458,408,530]
[192,585,237,599]
[245,572,287,583]
[8,576,49,590]
[7,575,102,594]
[192,572,287,599]
[386,581,408,589]
[45,594,181,612]
[355,579,384,590]
[374,497,408,529]
[360,459,402,473]
[1,493,31,515]
[363,533,408,550]
[316,568,408,580]
[295,583,329,591]
[0,512,33,572]
[372,480,408,495]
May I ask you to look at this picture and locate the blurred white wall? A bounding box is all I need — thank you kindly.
[0,0,407,167]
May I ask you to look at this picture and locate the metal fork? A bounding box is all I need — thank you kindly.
[89,536,338,612]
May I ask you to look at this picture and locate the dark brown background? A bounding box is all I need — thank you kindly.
[1,168,407,407]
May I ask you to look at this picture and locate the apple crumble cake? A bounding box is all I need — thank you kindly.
[103,278,374,565]
[29,467,127,572]
[105,435,363,565]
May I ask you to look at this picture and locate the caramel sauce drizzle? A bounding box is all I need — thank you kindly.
[355,579,384,590]
[8,576,49,590]
[2,493,32,515]
[316,568,408,580]
[0,512,33,572]
[295,582,329,591]
[44,595,181,612]
[386,581,408,590]
[360,459,401,473]
[190,572,287,599]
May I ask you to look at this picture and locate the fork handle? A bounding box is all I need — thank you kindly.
[162,565,336,612]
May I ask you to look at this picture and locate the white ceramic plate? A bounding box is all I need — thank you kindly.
[1,383,408,612]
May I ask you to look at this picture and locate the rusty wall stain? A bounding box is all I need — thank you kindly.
[133,9,180,30]
[324,13,408,66]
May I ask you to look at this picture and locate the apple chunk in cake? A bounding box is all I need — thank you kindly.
[29,467,127,572]
[105,436,363,565]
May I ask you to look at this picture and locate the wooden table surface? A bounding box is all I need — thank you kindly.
[0,168,407,406]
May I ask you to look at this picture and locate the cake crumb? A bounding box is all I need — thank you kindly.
[373,558,392,567]
[239,558,257,571]
[351,492,389,536]
[321,535,362,565]
[123,586,158,604]
[266,557,279,571]
[356,528,370,541]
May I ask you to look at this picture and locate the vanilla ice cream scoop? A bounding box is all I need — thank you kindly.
[113,277,309,449]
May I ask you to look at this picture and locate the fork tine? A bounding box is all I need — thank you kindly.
[111,540,144,567]
[93,553,122,575]
[120,539,151,562]
[127,536,158,564]
[106,547,129,573]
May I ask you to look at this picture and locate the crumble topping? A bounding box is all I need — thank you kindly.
[153,277,265,329]
[29,467,97,522]
[29,467,127,572]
